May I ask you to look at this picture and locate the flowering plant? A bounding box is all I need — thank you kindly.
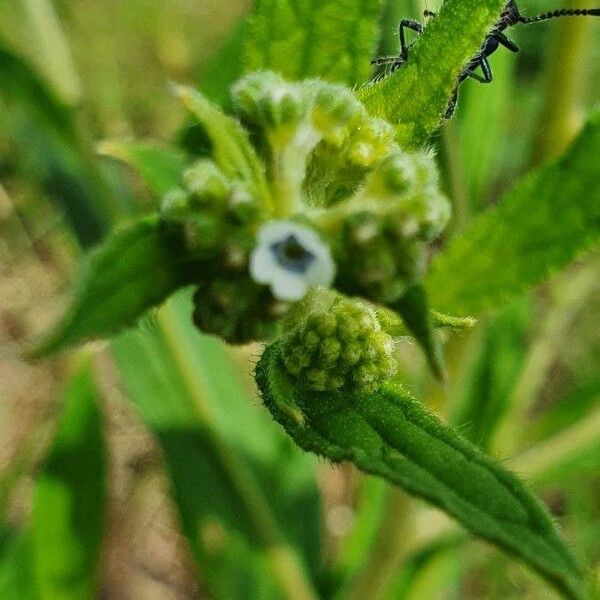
[23,0,600,598]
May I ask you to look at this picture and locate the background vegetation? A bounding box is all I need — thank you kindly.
[0,0,598,599]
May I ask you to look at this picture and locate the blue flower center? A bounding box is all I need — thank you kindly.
[270,234,315,274]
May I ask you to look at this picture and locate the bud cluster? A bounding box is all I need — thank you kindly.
[161,159,259,260]
[192,278,288,344]
[156,72,452,351]
[280,294,397,392]
[328,151,451,303]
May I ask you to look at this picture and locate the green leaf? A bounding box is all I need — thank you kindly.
[450,300,530,451]
[112,292,321,600]
[427,109,600,317]
[31,358,106,600]
[173,85,271,209]
[389,285,444,379]
[256,343,585,600]
[0,529,37,600]
[200,18,249,107]
[27,216,203,357]
[244,0,384,86]
[356,0,507,149]
[97,140,188,197]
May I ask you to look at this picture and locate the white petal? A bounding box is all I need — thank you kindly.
[305,251,336,286]
[257,220,295,244]
[249,246,278,284]
[271,272,308,301]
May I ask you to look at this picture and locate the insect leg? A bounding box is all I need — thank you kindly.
[398,20,424,59]
[463,57,493,83]
[494,32,519,53]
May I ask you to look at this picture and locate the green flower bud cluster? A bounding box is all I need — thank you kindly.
[281,295,397,392]
[326,151,451,303]
[232,72,398,212]
[192,278,289,345]
[232,71,310,145]
[362,152,451,241]
[160,159,259,260]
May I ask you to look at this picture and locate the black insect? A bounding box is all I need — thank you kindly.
[372,1,600,118]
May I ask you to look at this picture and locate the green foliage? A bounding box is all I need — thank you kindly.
[112,292,321,599]
[357,0,507,148]
[256,342,585,600]
[173,85,272,209]
[390,284,444,380]
[451,300,530,451]
[427,109,600,317]
[245,0,384,86]
[0,530,37,600]
[98,141,188,197]
[31,358,106,600]
[27,216,202,357]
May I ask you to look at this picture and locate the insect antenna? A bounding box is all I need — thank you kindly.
[518,7,600,24]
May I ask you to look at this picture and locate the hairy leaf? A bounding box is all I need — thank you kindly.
[31,359,106,600]
[357,0,507,149]
[173,85,271,209]
[245,0,384,86]
[112,292,321,599]
[256,343,585,600]
[427,109,600,316]
[27,216,204,357]
[98,141,188,197]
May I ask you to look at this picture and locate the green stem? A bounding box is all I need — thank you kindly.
[530,0,597,166]
[510,402,600,484]
[490,258,599,458]
[157,307,319,600]
[343,489,413,600]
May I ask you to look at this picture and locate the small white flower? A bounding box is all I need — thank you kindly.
[250,220,336,301]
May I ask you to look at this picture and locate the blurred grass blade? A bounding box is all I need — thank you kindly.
[0,529,38,600]
[450,300,530,451]
[456,50,514,211]
[112,291,320,600]
[257,343,586,600]
[426,109,600,316]
[31,357,106,600]
[27,216,202,357]
[356,0,507,149]
[0,43,122,244]
[244,0,384,86]
[98,141,188,198]
[200,18,249,107]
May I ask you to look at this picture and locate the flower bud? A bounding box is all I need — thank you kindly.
[281,295,397,392]
[182,160,231,208]
[232,71,308,134]
[192,278,289,344]
[311,83,365,147]
[335,212,427,303]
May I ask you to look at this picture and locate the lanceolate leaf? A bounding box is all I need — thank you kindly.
[426,109,600,317]
[256,343,585,600]
[173,85,271,209]
[97,141,188,197]
[244,0,384,86]
[357,0,507,149]
[112,292,321,600]
[27,216,204,357]
[31,358,106,600]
